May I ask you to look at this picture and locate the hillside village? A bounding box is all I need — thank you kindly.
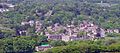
[20,19,120,51]
[0,0,120,53]
[17,1,120,51]
[21,20,120,41]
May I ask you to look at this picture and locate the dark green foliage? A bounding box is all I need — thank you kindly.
[50,40,67,47]
[0,36,36,53]
[37,35,48,45]
[0,35,49,53]
[43,40,120,53]
[107,33,120,37]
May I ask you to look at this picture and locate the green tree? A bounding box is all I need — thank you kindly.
[50,40,67,47]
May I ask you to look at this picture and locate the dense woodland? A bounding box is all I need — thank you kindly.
[0,0,120,53]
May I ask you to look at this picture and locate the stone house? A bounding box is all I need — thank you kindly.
[21,20,34,26]
[62,35,70,42]
[47,34,62,40]
[106,29,120,33]
[70,36,84,41]
[29,20,34,26]
[19,30,27,35]
[35,46,51,51]
[21,21,29,25]
[113,29,119,33]
[35,21,42,32]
